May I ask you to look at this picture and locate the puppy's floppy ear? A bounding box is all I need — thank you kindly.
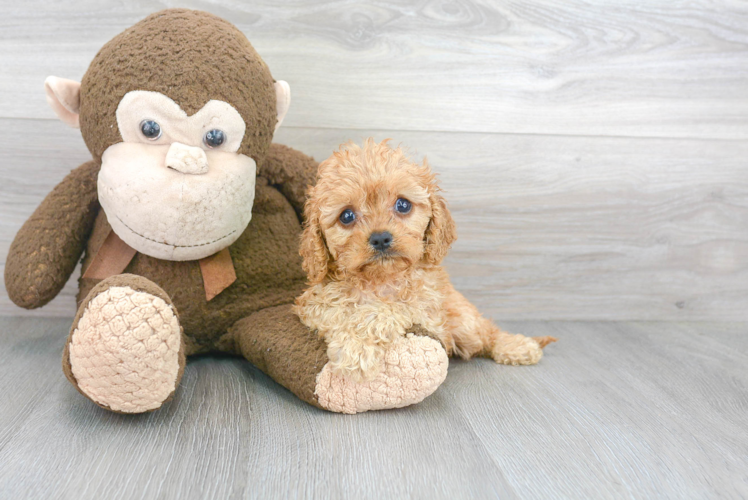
[423,190,457,266]
[299,191,331,284]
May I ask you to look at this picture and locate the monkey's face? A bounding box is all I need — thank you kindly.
[96,91,256,260]
[43,9,291,261]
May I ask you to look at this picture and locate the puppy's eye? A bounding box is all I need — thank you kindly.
[339,209,356,225]
[395,198,412,214]
[204,129,226,148]
[140,120,162,140]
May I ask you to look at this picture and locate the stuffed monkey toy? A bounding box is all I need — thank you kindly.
[5,9,448,415]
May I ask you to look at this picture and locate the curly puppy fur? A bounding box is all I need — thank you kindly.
[294,139,556,382]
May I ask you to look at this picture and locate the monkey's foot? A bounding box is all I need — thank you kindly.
[491,332,544,366]
[314,333,449,414]
[63,275,185,413]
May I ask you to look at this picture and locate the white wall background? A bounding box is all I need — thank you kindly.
[1,0,746,320]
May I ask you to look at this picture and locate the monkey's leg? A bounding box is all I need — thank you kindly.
[223,305,449,414]
[62,274,186,414]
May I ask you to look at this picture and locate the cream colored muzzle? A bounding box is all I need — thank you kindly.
[98,142,257,261]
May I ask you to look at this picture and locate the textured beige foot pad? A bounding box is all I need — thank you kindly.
[68,286,182,413]
[314,334,449,414]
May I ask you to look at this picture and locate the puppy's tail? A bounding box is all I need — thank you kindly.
[533,336,558,348]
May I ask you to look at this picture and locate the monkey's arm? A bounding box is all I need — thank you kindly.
[5,161,100,309]
[226,305,449,414]
[260,143,318,218]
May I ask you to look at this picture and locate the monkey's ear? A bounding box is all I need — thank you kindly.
[274,80,291,132]
[44,76,81,128]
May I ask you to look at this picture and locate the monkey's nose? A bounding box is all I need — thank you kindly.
[165,142,209,174]
[369,231,393,252]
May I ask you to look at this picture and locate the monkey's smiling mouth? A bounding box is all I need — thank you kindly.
[116,216,237,249]
[98,142,257,261]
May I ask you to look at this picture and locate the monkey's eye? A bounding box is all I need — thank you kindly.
[395,198,412,214]
[204,129,226,148]
[339,209,356,226]
[140,120,161,140]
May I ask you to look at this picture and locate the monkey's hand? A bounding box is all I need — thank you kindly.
[5,161,100,309]
[260,143,318,219]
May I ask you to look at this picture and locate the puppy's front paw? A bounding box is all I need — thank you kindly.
[492,333,543,365]
[326,341,386,383]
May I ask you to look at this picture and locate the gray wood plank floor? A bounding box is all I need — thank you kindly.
[0,317,746,499]
[2,2,747,498]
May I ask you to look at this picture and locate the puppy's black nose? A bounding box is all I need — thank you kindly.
[369,231,393,252]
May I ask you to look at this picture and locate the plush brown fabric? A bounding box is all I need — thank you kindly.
[5,160,100,309]
[226,304,328,409]
[78,175,308,356]
[63,274,186,414]
[8,9,448,414]
[80,9,276,164]
[260,143,320,219]
[224,313,452,410]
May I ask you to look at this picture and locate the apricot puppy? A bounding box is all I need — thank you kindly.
[294,139,556,382]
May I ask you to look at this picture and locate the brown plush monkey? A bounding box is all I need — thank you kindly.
[5,9,448,414]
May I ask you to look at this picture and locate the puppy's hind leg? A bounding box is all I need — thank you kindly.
[443,285,556,365]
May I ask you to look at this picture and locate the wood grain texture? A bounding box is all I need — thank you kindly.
[1,0,748,139]
[3,120,746,320]
[3,3,747,499]
[0,317,746,499]
[1,1,747,320]
[275,128,748,321]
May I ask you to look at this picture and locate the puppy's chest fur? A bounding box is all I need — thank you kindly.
[294,267,449,343]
